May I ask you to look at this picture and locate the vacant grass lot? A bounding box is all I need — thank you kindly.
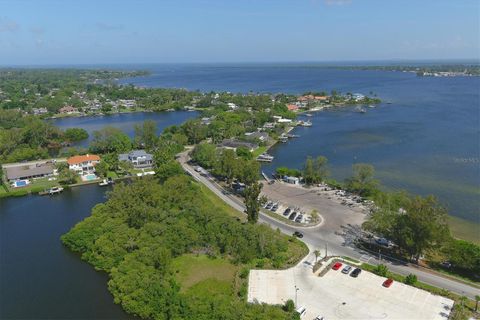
[197,182,246,221]
[172,254,238,295]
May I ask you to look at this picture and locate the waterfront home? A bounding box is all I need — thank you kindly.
[118,150,154,169]
[118,99,136,108]
[277,118,292,123]
[353,93,365,101]
[245,131,269,142]
[263,122,275,129]
[287,104,299,111]
[67,154,100,175]
[219,139,258,152]
[59,105,79,114]
[4,162,55,182]
[32,107,48,115]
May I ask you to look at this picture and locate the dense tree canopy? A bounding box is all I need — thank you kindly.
[62,175,305,319]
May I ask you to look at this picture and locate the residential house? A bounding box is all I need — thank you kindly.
[287,104,299,111]
[245,131,269,142]
[353,93,365,101]
[32,107,48,115]
[4,162,55,182]
[59,105,79,114]
[118,150,154,169]
[227,102,238,110]
[67,154,100,175]
[219,139,258,152]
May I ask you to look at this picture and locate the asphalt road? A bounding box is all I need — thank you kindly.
[177,151,479,299]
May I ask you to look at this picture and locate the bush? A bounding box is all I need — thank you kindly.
[404,273,417,285]
[283,299,295,312]
[373,264,389,277]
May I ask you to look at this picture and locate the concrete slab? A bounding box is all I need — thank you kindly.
[248,253,454,320]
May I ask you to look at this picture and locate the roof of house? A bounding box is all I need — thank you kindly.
[245,131,269,140]
[118,150,153,161]
[67,154,100,165]
[287,104,299,110]
[5,163,55,180]
[219,139,258,150]
[59,105,78,113]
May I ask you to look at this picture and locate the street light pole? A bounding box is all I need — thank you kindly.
[325,243,328,257]
[295,285,299,307]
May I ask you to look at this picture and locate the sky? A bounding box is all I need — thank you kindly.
[0,0,479,65]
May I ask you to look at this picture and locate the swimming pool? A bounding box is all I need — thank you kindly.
[83,174,97,181]
[13,180,28,188]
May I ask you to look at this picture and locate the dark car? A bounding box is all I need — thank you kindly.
[350,268,362,277]
[293,231,304,238]
[283,208,291,216]
[289,212,297,220]
[295,214,303,223]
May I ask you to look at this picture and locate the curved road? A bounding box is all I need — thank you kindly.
[178,151,479,299]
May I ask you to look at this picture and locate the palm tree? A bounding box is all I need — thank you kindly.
[313,250,321,263]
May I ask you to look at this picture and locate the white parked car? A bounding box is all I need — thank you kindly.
[295,306,307,317]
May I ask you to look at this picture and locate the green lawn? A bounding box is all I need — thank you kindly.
[197,182,246,221]
[252,146,268,158]
[171,254,238,295]
[2,177,59,197]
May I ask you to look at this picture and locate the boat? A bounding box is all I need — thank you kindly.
[367,105,375,108]
[305,113,313,117]
[279,136,288,143]
[40,186,64,195]
[286,133,300,138]
[256,153,274,162]
[355,106,367,113]
[302,120,312,127]
[98,179,109,186]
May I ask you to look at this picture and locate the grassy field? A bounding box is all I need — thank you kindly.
[252,146,268,158]
[197,182,246,221]
[172,254,238,295]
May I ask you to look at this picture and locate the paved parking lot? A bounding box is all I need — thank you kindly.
[248,254,453,320]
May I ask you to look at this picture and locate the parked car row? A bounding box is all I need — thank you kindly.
[331,262,362,278]
[332,262,395,287]
[263,200,307,223]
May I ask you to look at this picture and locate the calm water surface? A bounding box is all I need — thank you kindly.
[1,64,479,318]
[1,110,198,318]
[52,110,198,147]
[0,186,134,319]
[122,64,479,227]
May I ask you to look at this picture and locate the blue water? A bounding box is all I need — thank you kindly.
[52,110,198,147]
[121,64,480,225]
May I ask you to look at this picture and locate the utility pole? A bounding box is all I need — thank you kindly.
[325,243,328,257]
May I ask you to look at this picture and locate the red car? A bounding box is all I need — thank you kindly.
[383,278,394,288]
[332,262,343,270]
